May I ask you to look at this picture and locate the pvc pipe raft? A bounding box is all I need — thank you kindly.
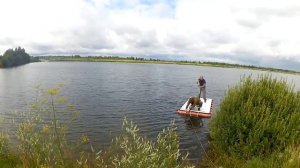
[176,98,213,118]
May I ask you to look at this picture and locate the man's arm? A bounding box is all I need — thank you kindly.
[197,80,201,88]
[200,83,206,88]
[200,79,206,88]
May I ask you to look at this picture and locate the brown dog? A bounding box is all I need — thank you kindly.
[186,96,203,111]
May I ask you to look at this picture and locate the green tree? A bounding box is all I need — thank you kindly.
[0,56,3,68]
[1,47,30,68]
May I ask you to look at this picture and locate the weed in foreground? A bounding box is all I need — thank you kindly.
[1,86,193,168]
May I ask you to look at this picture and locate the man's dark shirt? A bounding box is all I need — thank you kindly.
[198,79,206,86]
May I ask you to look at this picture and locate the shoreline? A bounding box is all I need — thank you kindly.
[38,56,300,75]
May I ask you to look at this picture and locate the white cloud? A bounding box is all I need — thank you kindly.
[0,0,300,69]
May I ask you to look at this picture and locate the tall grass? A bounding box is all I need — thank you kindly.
[78,119,193,168]
[0,132,9,158]
[0,87,192,167]
[16,87,80,167]
[108,119,190,168]
[202,75,300,167]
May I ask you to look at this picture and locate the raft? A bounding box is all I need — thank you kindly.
[176,98,213,118]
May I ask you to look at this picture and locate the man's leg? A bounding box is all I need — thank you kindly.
[199,88,202,98]
[203,88,206,102]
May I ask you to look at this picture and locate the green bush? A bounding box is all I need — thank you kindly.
[210,75,300,158]
[202,144,300,168]
[204,75,300,167]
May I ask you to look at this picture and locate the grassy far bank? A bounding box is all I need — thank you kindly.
[38,55,300,75]
[202,75,300,168]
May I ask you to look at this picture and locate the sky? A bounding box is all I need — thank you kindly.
[0,0,300,70]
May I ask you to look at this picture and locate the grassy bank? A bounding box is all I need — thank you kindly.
[202,75,300,168]
[0,87,192,168]
[38,56,300,75]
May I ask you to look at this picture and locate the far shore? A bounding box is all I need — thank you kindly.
[38,56,300,75]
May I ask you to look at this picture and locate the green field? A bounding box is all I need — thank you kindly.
[38,56,300,75]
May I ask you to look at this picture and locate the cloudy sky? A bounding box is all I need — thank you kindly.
[0,0,300,70]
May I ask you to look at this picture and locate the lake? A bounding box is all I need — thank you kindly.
[0,62,300,162]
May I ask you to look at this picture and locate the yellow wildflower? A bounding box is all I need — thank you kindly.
[47,88,59,95]
[80,135,89,144]
[42,125,50,134]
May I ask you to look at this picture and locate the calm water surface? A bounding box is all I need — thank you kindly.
[1,62,300,162]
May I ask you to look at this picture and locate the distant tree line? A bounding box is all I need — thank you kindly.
[38,55,162,62]
[0,47,40,68]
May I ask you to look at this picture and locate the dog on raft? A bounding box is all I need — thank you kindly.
[186,96,203,111]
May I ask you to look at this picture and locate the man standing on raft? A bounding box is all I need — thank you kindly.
[197,76,206,102]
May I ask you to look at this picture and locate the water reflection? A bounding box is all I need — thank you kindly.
[184,117,204,130]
